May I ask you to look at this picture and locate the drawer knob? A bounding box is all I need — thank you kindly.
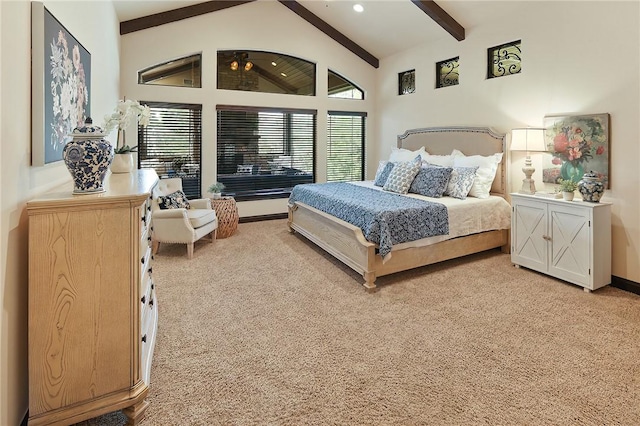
[141,295,146,304]
[542,235,552,241]
[141,334,147,343]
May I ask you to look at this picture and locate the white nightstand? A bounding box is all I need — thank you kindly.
[510,193,612,292]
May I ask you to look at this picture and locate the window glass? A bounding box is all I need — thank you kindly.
[217,50,316,96]
[138,53,201,88]
[327,111,365,182]
[328,70,364,99]
[436,57,459,88]
[399,69,415,95]
[488,40,521,78]
[216,105,316,201]
[138,102,202,198]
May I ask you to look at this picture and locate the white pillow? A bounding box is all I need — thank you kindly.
[388,146,426,163]
[452,152,503,198]
[419,149,463,167]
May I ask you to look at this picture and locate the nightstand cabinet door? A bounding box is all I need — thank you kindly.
[548,203,591,285]
[510,193,611,292]
[511,198,547,271]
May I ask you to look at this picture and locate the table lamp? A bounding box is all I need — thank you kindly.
[510,128,546,194]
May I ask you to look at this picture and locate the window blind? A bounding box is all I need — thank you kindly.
[138,102,202,198]
[327,111,366,182]
[216,105,316,201]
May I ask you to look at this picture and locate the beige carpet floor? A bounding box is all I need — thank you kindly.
[82,219,640,425]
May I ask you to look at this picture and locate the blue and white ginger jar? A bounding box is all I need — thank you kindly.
[577,170,604,203]
[63,117,114,194]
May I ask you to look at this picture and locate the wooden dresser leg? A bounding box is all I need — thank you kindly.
[123,399,149,425]
[187,242,194,259]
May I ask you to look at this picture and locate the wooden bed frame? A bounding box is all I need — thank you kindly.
[287,126,510,291]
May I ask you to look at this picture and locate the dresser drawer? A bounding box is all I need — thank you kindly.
[140,286,157,385]
[140,227,152,263]
[140,273,152,323]
[139,249,152,295]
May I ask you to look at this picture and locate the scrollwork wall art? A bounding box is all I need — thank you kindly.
[32,2,91,165]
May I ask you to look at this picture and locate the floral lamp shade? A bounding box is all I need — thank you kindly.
[510,128,546,194]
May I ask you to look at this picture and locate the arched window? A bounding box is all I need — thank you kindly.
[328,70,363,100]
[217,50,316,96]
[138,53,201,88]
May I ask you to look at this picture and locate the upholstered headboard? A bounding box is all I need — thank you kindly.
[397,126,507,196]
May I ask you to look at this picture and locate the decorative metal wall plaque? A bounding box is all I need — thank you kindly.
[398,69,415,95]
[436,57,459,88]
[488,40,521,78]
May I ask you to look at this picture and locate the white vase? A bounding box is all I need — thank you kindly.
[111,153,135,173]
[562,191,575,201]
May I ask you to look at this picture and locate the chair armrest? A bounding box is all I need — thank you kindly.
[153,208,188,219]
[189,199,212,209]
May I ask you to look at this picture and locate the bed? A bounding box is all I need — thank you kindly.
[287,126,511,291]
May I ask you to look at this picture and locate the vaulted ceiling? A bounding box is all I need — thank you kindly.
[113,0,520,67]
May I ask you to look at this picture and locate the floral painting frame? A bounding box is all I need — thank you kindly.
[542,113,610,188]
[32,2,91,166]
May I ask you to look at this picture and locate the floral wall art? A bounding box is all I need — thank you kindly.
[542,113,610,188]
[32,2,91,165]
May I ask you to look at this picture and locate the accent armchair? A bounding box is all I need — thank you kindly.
[151,178,218,259]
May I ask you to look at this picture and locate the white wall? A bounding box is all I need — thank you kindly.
[119,0,377,218]
[0,1,121,423]
[376,1,640,283]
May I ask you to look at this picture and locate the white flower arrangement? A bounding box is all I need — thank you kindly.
[102,99,151,153]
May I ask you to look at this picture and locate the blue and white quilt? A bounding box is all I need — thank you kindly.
[289,182,449,258]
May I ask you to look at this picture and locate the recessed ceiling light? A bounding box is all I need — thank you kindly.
[281,72,287,77]
[353,4,364,13]
[271,61,277,66]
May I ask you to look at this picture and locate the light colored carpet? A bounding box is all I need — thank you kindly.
[82,219,640,425]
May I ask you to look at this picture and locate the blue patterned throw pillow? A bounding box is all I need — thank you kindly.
[409,166,453,198]
[374,161,395,186]
[383,158,421,194]
[444,166,478,199]
[158,190,190,209]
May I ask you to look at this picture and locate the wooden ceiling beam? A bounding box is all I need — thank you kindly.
[120,0,256,35]
[411,0,465,41]
[277,0,379,69]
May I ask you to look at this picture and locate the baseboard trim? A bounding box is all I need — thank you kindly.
[612,275,640,295]
[239,213,288,223]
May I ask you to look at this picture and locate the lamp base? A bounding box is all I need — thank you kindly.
[519,178,537,194]
[519,163,537,194]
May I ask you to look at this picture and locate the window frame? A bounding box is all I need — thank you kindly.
[216,104,317,202]
[326,110,366,183]
[137,101,203,198]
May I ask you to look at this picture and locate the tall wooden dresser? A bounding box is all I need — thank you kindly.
[26,169,159,425]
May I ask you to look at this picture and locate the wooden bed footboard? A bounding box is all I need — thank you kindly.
[288,202,509,291]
